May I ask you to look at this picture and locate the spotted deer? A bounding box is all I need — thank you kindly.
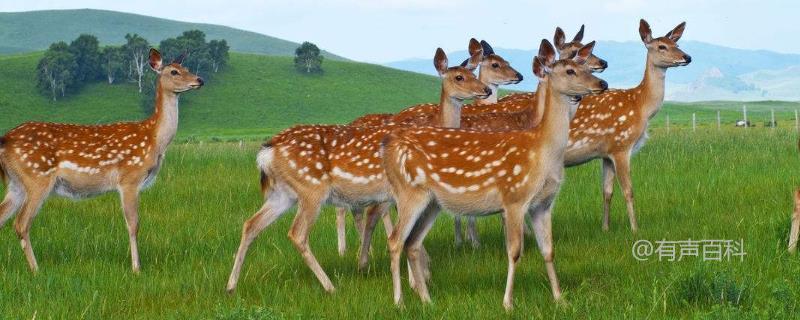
[789,189,800,253]
[0,49,203,273]
[336,38,522,254]
[225,47,491,293]
[563,20,690,232]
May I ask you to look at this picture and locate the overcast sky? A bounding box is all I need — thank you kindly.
[2,0,798,62]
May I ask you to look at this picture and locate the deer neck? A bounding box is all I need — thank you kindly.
[476,71,499,105]
[637,55,667,118]
[440,88,465,128]
[535,83,576,157]
[148,81,180,154]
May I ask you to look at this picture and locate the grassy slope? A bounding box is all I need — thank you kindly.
[0,52,440,140]
[0,9,345,59]
[0,129,798,318]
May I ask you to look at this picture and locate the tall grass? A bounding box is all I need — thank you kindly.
[0,129,798,319]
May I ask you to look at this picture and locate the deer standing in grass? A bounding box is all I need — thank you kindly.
[563,20,690,232]
[0,49,203,272]
[335,39,523,254]
[225,47,491,293]
[382,39,606,310]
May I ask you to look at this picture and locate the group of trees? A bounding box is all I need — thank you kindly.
[36,30,229,101]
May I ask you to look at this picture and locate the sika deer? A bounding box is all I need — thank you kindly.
[382,39,606,310]
[0,49,203,272]
[225,48,491,293]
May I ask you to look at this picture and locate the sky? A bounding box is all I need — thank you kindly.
[2,0,799,63]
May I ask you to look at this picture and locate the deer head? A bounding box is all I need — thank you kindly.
[535,40,608,99]
[435,47,492,101]
[148,48,204,93]
[554,25,608,73]
[639,19,692,68]
[461,38,523,86]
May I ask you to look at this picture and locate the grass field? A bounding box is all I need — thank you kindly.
[1,128,798,319]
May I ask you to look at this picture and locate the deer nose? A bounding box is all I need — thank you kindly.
[599,80,608,91]
[197,77,205,86]
[683,55,692,64]
[484,87,493,96]
[599,59,608,69]
[515,72,524,81]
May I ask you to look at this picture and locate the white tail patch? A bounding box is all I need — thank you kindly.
[256,146,274,171]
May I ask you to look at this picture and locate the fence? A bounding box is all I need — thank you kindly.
[661,105,800,133]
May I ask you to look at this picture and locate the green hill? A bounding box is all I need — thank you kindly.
[0,52,440,140]
[0,9,345,59]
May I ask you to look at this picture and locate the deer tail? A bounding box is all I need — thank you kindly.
[256,142,275,199]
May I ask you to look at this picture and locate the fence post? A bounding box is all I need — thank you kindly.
[239,140,243,149]
[666,114,670,133]
[795,109,799,133]
[743,105,748,130]
[771,109,776,129]
[717,110,721,130]
[692,113,696,132]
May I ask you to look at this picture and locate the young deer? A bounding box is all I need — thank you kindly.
[0,49,203,273]
[225,48,491,293]
[563,20,691,232]
[382,39,607,310]
[336,38,522,254]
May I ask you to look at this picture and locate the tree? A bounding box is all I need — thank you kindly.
[100,46,125,84]
[122,33,150,93]
[68,34,101,83]
[294,42,324,74]
[159,30,212,76]
[36,42,77,101]
[208,39,229,73]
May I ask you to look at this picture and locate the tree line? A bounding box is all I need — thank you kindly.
[36,30,229,101]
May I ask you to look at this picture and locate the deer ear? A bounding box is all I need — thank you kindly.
[173,52,187,64]
[533,56,548,78]
[538,39,556,67]
[572,24,585,43]
[468,38,482,57]
[574,41,596,65]
[149,48,163,72]
[434,48,449,76]
[480,40,494,56]
[554,27,566,48]
[666,22,686,42]
[464,47,483,71]
[639,19,653,43]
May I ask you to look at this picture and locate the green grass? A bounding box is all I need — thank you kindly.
[1,129,798,319]
[0,9,345,59]
[0,52,440,140]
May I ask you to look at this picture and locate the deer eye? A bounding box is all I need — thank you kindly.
[455,75,464,81]
[491,63,500,68]
[658,45,667,50]
[170,70,180,76]
[566,69,576,76]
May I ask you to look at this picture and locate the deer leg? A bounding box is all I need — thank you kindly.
[352,206,366,239]
[404,204,440,303]
[454,216,464,247]
[358,202,390,271]
[388,191,431,307]
[335,207,347,256]
[287,197,333,292]
[382,208,394,235]
[789,189,800,253]
[529,198,562,303]
[601,157,616,231]
[119,186,142,273]
[467,216,480,248]
[14,186,48,273]
[612,153,638,233]
[501,204,526,311]
[0,183,24,229]
[227,189,295,293]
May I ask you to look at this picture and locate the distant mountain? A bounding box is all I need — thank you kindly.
[0,9,346,60]
[384,41,800,101]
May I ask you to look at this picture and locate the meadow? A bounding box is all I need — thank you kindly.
[0,128,798,319]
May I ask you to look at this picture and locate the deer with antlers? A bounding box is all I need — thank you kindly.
[382,39,607,309]
[563,20,691,232]
[334,38,524,254]
[0,49,203,273]
[225,47,491,293]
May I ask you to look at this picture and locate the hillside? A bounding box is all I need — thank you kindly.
[0,52,439,139]
[0,9,345,60]
[385,41,800,102]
